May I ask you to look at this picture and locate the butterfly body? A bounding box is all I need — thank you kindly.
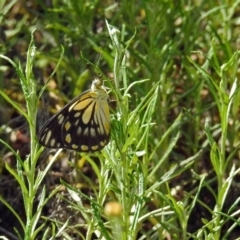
[38,78,110,152]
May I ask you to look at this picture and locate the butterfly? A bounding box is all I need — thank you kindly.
[38,77,110,152]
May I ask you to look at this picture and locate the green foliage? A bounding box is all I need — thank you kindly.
[0,0,240,239]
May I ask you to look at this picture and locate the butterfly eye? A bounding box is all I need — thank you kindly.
[38,79,110,152]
